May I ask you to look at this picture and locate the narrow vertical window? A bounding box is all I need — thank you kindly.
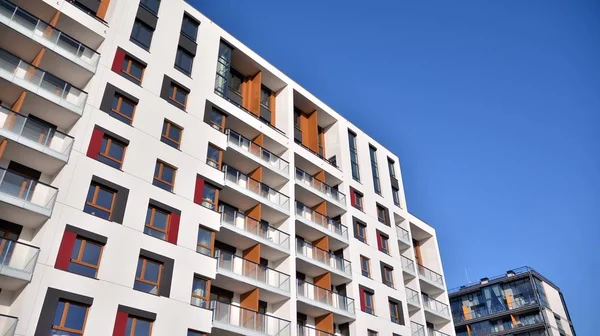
[197,225,215,256]
[360,255,370,277]
[369,145,381,194]
[191,276,210,308]
[348,131,360,181]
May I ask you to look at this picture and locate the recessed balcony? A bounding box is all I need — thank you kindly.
[295,167,346,213]
[0,238,39,291]
[401,255,417,279]
[418,264,445,293]
[225,129,289,180]
[422,295,451,323]
[215,250,290,302]
[0,167,57,227]
[0,106,73,175]
[406,287,421,312]
[296,280,355,323]
[295,202,348,251]
[211,301,291,336]
[0,314,17,336]
[396,225,411,250]
[296,239,352,286]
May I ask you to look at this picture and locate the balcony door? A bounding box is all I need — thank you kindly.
[1,161,42,201]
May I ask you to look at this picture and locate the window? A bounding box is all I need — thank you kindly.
[260,86,271,110]
[369,145,381,194]
[126,316,153,336]
[181,15,199,40]
[387,158,396,178]
[134,257,162,295]
[392,187,400,206]
[317,126,325,157]
[191,276,210,308]
[84,183,116,220]
[201,183,218,210]
[362,289,375,314]
[209,109,226,132]
[170,83,188,109]
[161,120,183,149]
[354,219,367,243]
[153,160,176,192]
[98,134,126,169]
[140,0,160,15]
[378,231,390,255]
[382,264,394,288]
[389,300,403,325]
[121,56,145,84]
[188,330,208,336]
[228,70,243,94]
[175,47,194,75]
[68,237,103,278]
[131,19,154,50]
[144,205,170,240]
[206,144,222,169]
[111,93,136,125]
[367,330,378,336]
[376,205,387,224]
[51,300,89,335]
[351,189,363,210]
[348,131,360,181]
[197,225,215,256]
[360,255,370,277]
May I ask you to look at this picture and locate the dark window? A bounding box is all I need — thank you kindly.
[126,315,153,336]
[153,161,177,192]
[121,56,145,84]
[389,300,403,324]
[175,47,194,75]
[363,290,375,314]
[369,145,381,194]
[392,187,400,206]
[84,183,116,220]
[368,330,378,336]
[260,86,271,109]
[188,330,208,336]
[181,15,199,40]
[51,300,89,334]
[191,276,210,308]
[378,231,390,255]
[352,189,363,210]
[206,144,222,170]
[360,255,370,277]
[382,265,394,288]
[228,71,243,94]
[387,158,396,178]
[348,131,360,181]
[144,205,170,240]
[98,134,126,169]
[161,120,182,149]
[201,183,218,210]
[111,93,136,125]
[134,256,162,295]
[68,237,103,278]
[131,19,154,50]
[209,109,226,132]
[170,83,187,109]
[376,205,387,224]
[140,0,160,15]
[354,220,367,243]
[197,225,215,256]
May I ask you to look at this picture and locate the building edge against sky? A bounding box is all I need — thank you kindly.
[449,267,576,336]
[0,0,455,335]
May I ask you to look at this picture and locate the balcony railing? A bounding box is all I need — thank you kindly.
[453,291,539,322]
[220,210,290,250]
[226,129,289,175]
[216,250,290,292]
[297,324,334,336]
[0,106,74,159]
[297,279,355,315]
[406,287,420,307]
[295,141,341,171]
[422,295,450,318]
[428,329,452,336]
[396,226,410,244]
[0,49,88,114]
[295,202,348,239]
[0,0,100,70]
[418,264,444,287]
[459,312,544,336]
[296,239,351,276]
[223,165,290,210]
[295,167,345,205]
[0,167,57,212]
[211,301,290,336]
[0,314,17,336]
[411,322,426,336]
[401,255,416,274]
[0,239,39,282]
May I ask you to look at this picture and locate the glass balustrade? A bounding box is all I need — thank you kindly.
[223,165,289,209]
[418,264,444,287]
[216,250,290,292]
[220,210,290,250]
[0,167,58,212]
[401,255,416,274]
[422,294,450,318]
[211,301,291,336]
[295,167,345,204]
[295,202,348,239]
[226,129,289,175]
[0,238,39,282]
[296,239,351,276]
[297,279,355,314]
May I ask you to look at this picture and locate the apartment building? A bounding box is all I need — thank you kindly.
[0,0,455,335]
[449,267,576,336]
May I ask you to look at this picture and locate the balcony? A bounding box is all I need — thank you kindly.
[396,226,411,249]
[218,210,290,260]
[0,167,57,227]
[401,255,417,279]
[0,238,39,290]
[215,250,290,302]
[222,165,289,218]
[295,202,348,250]
[211,301,291,336]
[422,295,451,323]
[0,314,17,336]
[411,322,426,336]
[428,329,452,336]
[0,106,73,175]
[453,291,539,325]
[406,287,421,312]
[418,264,445,293]
[296,239,352,286]
[295,167,346,210]
[296,280,355,323]
[0,49,87,129]
[0,0,100,82]
[226,129,289,179]
[297,324,334,336]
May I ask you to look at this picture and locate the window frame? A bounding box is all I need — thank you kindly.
[367,330,378,336]
[363,290,375,315]
[99,134,127,168]
[201,183,219,210]
[389,300,401,324]
[387,158,396,178]
[181,14,199,40]
[126,315,154,336]
[379,233,390,255]
[175,47,194,75]
[369,145,381,195]
[348,130,360,182]
[382,265,394,288]
[69,237,104,278]
[197,225,215,256]
[354,220,367,243]
[153,160,177,191]
[392,187,400,206]
[209,109,226,132]
[206,144,223,170]
[191,275,211,308]
[376,205,386,224]
[111,94,137,124]
[121,56,145,84]
[135,257,163,295]
[51,300,90,334]
[131,19,154,50]
[353,190,363,210]
[85,183,116,219]
[161,120,183,149]
[360,255,370,278]
[170,83,188,109]
[145,205,170,240]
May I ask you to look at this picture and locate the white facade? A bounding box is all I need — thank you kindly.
[0,0,455,335]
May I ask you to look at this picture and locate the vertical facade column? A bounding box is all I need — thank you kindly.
[242,71,262,117]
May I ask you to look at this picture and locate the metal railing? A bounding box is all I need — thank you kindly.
[297,324,334,336]
[211,301,290,336]
[0,239,39,282]
[295,167,345,204]
[448,266,534,294]
[0,167,57,212]
[411,322,426,336]
[396,226,410,244]
[422,295,450,318]
[296,239,351,276]
[216,250,290,292]
[0,106,74,158]
[297,279,355,314]
[223,165,290,209]
[0,0,100,70]
[458,312,543,336]
[401,255,416,274]
[428,329,452,336]
[295,202,348,239]
[0,49,88,113]
[406,287,420,307]
[453,291,539,322]
[220,210,290,250]
[418,263,444,287]
[0,313,17,336]
[294,141,341,171]
[226,129,289,175]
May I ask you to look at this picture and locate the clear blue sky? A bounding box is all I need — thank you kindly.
[191,0,598,333]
